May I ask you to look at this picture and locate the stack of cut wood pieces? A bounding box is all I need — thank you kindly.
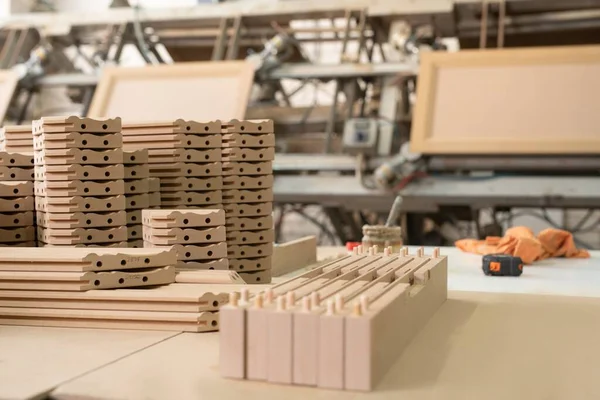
[33,116,128,247]
[0,151,36,246]
[0,247,232,331]
[220,246,448,391]
[0,125,33,154]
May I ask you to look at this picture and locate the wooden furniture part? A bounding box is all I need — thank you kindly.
[123,149,149,165]
[125,193,150,210]
[34,179,125,197]
[229,257,271,273]
[222,161,273,176]
[0,196,35,212]
[222,189,274,204]
[0,180,33,197]
[160,191,222,206]
[41,241,129,248]
[222,147,275,162]
[272,236,318,277]
[143,226,226,245]
[223,202,273,217]
[0,241,37,247]
[88,61,254,122]
[34,195,126,213]
[124,178,150,195]
[177,258,229,271]
[126,225,142,241]
[145,242,228,262]
[122,120,222,135]
[37,226,128,245]
[36,210,127,229]
[221,119,275,134]
[124,164,150,179]
[0,151,34,167]
[238,269,271,284]
[0,266,175,291]
[222,133,275,148]
[159,176,223,192]
[222,175,274,190]
[0,125,33,154]
[0,166,34,181]
[0,211,34,227]
[34,148,124,166]
[226,215,273,232]
[0,70,18,125]
[175,270,245,284]
[32,116,121,135]
[0,226,36,243]
[411,45,600,155]
[226,229,274,245]
[34,164,125,181]
[34,131,123,150]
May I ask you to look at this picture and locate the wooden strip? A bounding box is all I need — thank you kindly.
[35,195,126,213]
[36,210,127,229]
[34,179,125,197]
[0,197,34,212]
[175,270,245,284]
[228,256,271,272]
[0,226,36,243]
[222,133,275,148]
[122,149,149,164]
[222,147,275,162]
[272,236,317,277]
[223,202,272,217]
[33,116,121,134]
[228,243,273,259]
[222,175,273,190]
[34,164,124,181]
[143,226,226,245]
[33,131,122,149]
[0,211,34,227]
[0,152,34,167]
[222,119,274,134]
[222,161,273,176]
[0,166,34,181]
[37,226,128,245]
[159,176,223,192]
[34,148,123,165]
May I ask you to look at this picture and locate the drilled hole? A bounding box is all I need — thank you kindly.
[258,250,263,255]
[107,203,112,208]
[131,171,136,176]
[183,219,189,224]
[241,182,245,187]
[186,126,191,131]
[105,171,110,177]
[102,124,108,130]
[187,141,192,146]
[118,278,124,284]
[87,235,93,240]
[13,188,18,194]
[259,154,264,159]
[105,187,110,193]
[242,154,247,159]
[257,168,261,172]
[239,265,244,270]
[242,140,246,145]
[187,155,191,160]
[241,251,245,256]
[121,260,126,265]
[242,237,246,242]
[10,173,15,178]
[103,140,109,145]
[187,198,192,203]
[257,263,262,268]
[96,261,102,267]
[85,203,91,209]
[9,158,14,164]
[130,186,135,191]
[259,139,264,145]
[205,155,209,160]
[212,301,218,307]
[82,140,88,145]
[131,216,137,222]
[258,195,262,200]
[258,126,263,131]
[130,156,136,162]
[94,279,100,286]
[84,188,90,193]
[86,219,92,225]
[240,223,245,228]
[15,234,21,239]
[103,156,109,161]
[188,184,193,189]
[185,252,191,257]
[207,251,213,256]
[187,169,192,174]
[205,169,210,174]
[205,218,210,224]
[81,123,86,129]
[144,258,150,264]
[184,235,190,241]
[84,172,89,177]
[205,140,210,146]
[107,218,113,224]
[240,125,245,131]
[204,126,209,131]
[240,168,244,173]
[142,276,148,282]
[206,234,212,240]
[13,218,19,224]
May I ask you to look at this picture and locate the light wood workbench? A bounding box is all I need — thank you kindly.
[2,246,600,400]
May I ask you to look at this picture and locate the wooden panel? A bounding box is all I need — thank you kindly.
[88,61,254,122]
[0,70,18,124]
[411,45,600,154]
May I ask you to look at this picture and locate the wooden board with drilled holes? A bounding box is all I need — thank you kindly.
[237,269,271,284]
[227,243,273,259]
[123,120,222,135]
[37,226,128,245]
[126,210,142,225]
[34,180,125,197]
[122,149,149,164]
[0,197,34,212]
[224,202,273,217]
[143,226,226,245]
[127,225,143,241]
[161,148,221,162]
[0,166,34,181]
[125,193,150,210]
[33,131,122,150]
[159,176,223,192]
[222,148,275,162]
[226,215,273,231]
[0,241,36,247]
[177,258,229,270]
[36,210,127,229]
[144,241,228,261]
[180,162,222,177]
[227,229,274,245]
[222,161,272,176]
[222,189,273,204]
[124,164,150,179]
[222,175,273,190]
[0,226,36,243]
[39,241,129,248]
[142,209,225,228]
[34,148,123,166]
[35,195,126,213]
[222,133,275,148]
[0,211,34,227]
[229,257,271,272]
[160,191,222,206]
[221,119,274,134]
[0,152,34,167]
[124,179,150,195]
[160,201,223,209]
[32,116,121,134]
[34,164,124,181]
[0,181,33,197]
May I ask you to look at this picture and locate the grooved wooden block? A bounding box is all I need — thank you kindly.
[149,191,161,208]
[226,229,274,245]
[36,210,127,229]
[0,181,33,197]
[34,164,125,181]
[128,239,144,248]
[175,270,245,284]
[33,131,123,150]
[147,162,183,177]
[267,305,293,384]
[220,296,247,379]
[238,269,272,284]
[222,189,273,204]
[0,266,175,291]
[34,180,125,197]
[147,148,184,163]
[224,202,273,217]
[228,243,274,259]
[127,225,143,240]
[122,149,149,164]
[223,175,273,190]
[123,120,221,135]
[144,242,228,261]
[159,176,223,192]
[34,148,124,165]
[159,201,223,209]
[222,133,275,148]
[180,148,221,162]
[142,209,225,228]
[222,119,274,134]
[40,241,129,248]
[0,241,36,247]
[143,226,226,245]
[125,193,150,210]
[229,256,271,272]
[222,147,275,162]
[0,166,34,181]
[176,258,229,270]
[124,179,150,194]
[222,161,272,176]
[0,152,34,167]
[0,197,35,212]
[0,226,36,243]
[124,164,150,179]
[182,135,223,149]
[34,195,126,213]
[181,162,222,177]
[160,190,222,206]
[32,116,121,134]
[37,226,128,245]
[0,125,32,153]
[0,211,34,227]
[123,134,185,148]
[126,210,142,225]
[148,177,160,192]
[226,215,273,231]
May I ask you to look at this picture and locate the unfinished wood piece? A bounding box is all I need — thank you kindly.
[224,202,273,217]
[0,166,34,181]
[124,179,150,194]
[123,149,149,164]
[227,229,274,245]
[222,161,273,176]
[226,215,273,231]
[35,195,126,213]
[229,257,271,272]
[147,162,183,178]
[36,210,127,229]
[222,119,275,134]
[123,135,186,150]
[182,135,223,150]
[0,71,18,125]
[34,179,125,197]
[88,61,254,122]
[34,148,123,166]
[128,239,144,248]
[32,116,121,134]
[0,181,33,197]
[0,241,36,247]
[147,148,185,164]
[175,270,245,284]
[247,294,269,380]
[127,210,142,225]
[411,45,600,155]
[159,176,223,192]
[317,299,346,389]
[33,131,122,150]
[148,177,160,192]
[0,226,36,243]
[0,247,177,272]
[143,226,226,245]
[238,269,272,284]
[144,242,228,261]
[293,296,320,386]
[142,209,225,228]
[124,164,150,179]
[267,296,294,384]
[222,189,273,204]
[222,147,275,162]
[0,197,34,212]
[127,225,142,240]
[41,241,129,248]
[178,148,221,163]
[181,162,222,177]
[222,175,273,190]
[0,125,32,141]
[222,133,275,148]
[122,120,222,135]
[34,164,124,181]
[160,190,222,206]
[272,236,318,277]
[220,293,247,379]
[160,200,223,209]
[125,193,150,210]
[228,243,273,259]
[149,191,161,208]
[0,211,34,227]
[37,226,128,245]
[177,258,229,270]
[0,152,34,167]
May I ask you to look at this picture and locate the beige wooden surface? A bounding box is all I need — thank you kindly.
[0,70,18,124]
[51,290,600,400]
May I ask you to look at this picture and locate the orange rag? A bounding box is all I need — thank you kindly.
[455,226,590,264]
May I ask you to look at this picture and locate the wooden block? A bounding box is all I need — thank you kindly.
[123,149,149,164]
[177,258,229,270]
[124,178,150,194]
[267,296,293,383]
[0,226,36,243]
[125,193,150,210]
[175,270,245,284]
[229,256,271,272]
[40,241,129,248]
[159,199,222,209]
[239,269,272,284]
[126,210,142,225]
[35,195,126,213]
[273,236,317,277]
[127,224,143,241]
[122,134,185,148]
[222,189,273,204]
[148,162,183,177]
[182,135,222,149]
[34,164,124,181]
[226,215,273,231]
[0,125,32,139]
[0,166,34,181]
[145,241,228,261]
[37,226,128,245]
[143,226,226,245]
[0,241,36,247]
[0,181,33,197]
[123,119,221,135]
[36,210,127,229]
[34,148,123,165]
[318,301,345,389]
[160,190,222,206]
[0,211,34,227]
[148,177,160,192]
[293,298,321,386]
[142,209,225,228]
[223,175,273,190]
[181,162,222,177]
[222,119,274,134]
[149,191,161,208]
[34,179,125,197]
[0,247,177,272]
[227,229,274,245]
[160,176,223,192]
[219,293,246,379]
[222,161,273,176]
[147,148,184,163]
[33,116,121,134]
[228,243,273,259]
[0,152,34,167]
[223,202,273,217]
[222,147,275,162]
[179,148,221,162]
[33,131,122,150]
[246,295,269,381]
[222,133,275,148]
[128,239,144,248]
[124,164,150,179]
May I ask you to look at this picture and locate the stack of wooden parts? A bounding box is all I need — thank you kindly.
[0,177,36,247]
[122,120,223,209]
[143,209,228,271]
[220,246,448,391]
[33,116,128,247]
[222,120,275,284]
[0,125,33,154]
[123,149,160,248]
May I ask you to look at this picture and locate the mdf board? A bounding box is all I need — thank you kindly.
[0,70,18,124]
[411,45,600,155]
[88,61,254,122]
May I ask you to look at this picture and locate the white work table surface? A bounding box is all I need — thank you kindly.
[2,246,600,400]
